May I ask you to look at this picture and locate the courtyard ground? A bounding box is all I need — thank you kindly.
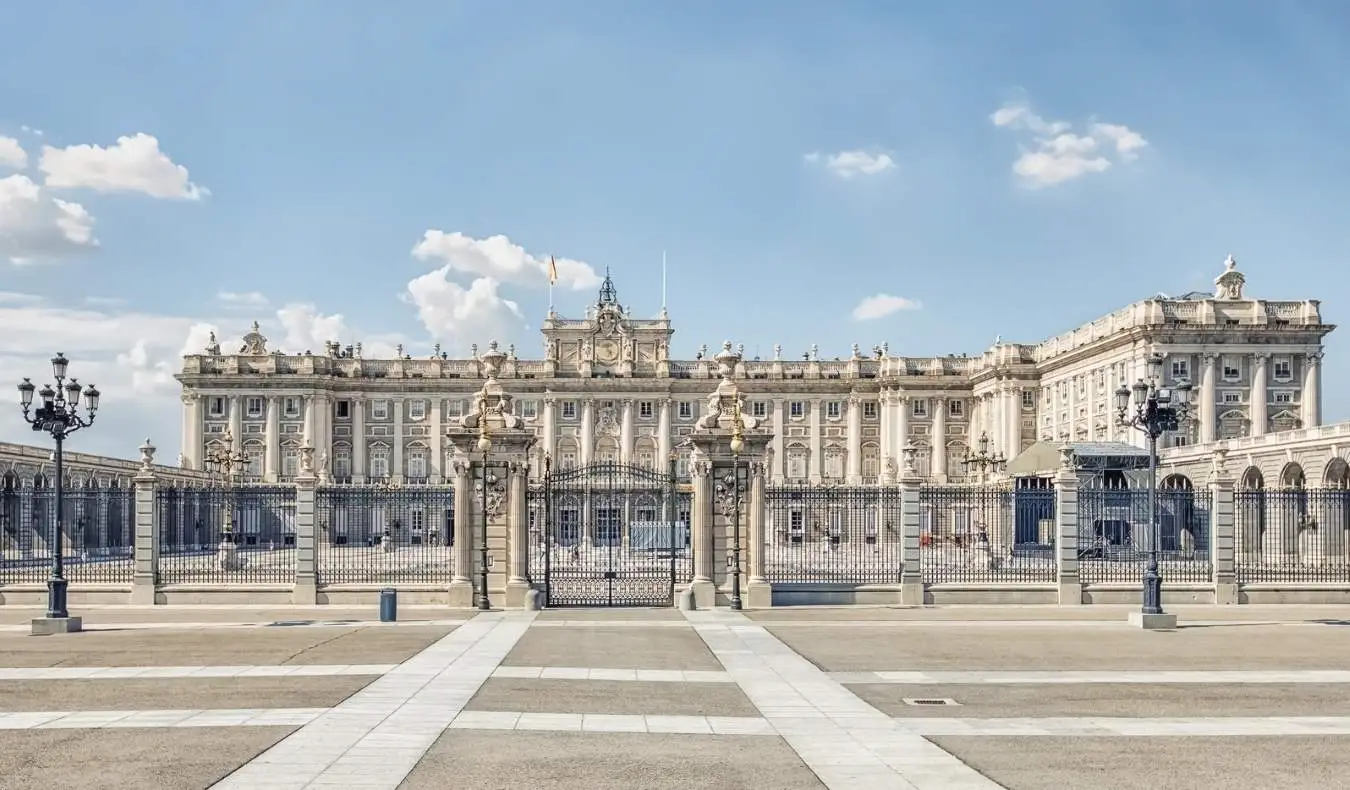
[0,604,1348,789]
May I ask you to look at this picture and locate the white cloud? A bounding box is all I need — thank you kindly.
[990,101,1148,187]
[0,174,97,264]
[404,271,523,354]
[0,136,26,169]
[217,291,269,309]
[412,231,602,292]
[805,150,896,179]
[851,293,922,321]
[116,339,176,396]
[40,133,206,200]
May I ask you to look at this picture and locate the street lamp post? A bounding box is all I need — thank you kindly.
[204,429,250,570]
[961,432,1007,482]
[728,400,746,611]
[17,353,100,621]
[1114,353,1192,617]
[477,427,493,611]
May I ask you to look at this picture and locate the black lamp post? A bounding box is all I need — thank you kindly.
[203,429,249,547]
[961,431,1007,482]
[476,427,493,611]
[1114,353,1192,617]
[727,400,746,611]
[17,353,100,621]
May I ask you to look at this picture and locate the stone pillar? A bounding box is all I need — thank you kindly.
[131,460,158,606]
[689,460,715,604]
[896,394,910,458]
[746,461,771,607]
[264,396,280,482]
[1208,450,1237,605]
[898,449,923,605]
[1250,353,1268,437]
[505,462,531,606]
[656,398,672,463]
[228,397,243,452]
[932,397,948,482]
[846,395,862,484]
[1054,448,1082,605]
[620,399,635,464]
[1200,353,1217,443]
[808,398,822,482]
[293,465,318,604]
[392,399,405,481]
[352,397,366,483]
[770,398,785,482]
[580,399,595,465]
[448,458,475,606]
[302,394,315,450]
[1007,387,1023,458]
[542,395,558,462]
[181,395,202,470]
[879,390,892,471]
[430,398,444,483]
[1303,351,1322,428]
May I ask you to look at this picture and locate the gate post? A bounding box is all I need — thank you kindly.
[746,461,771,607]
[689,459,716,606]
[1054,447,1082,606]
[898,447,924,606]
[1208,449,1237,605]
[130,441,159,606]
[504,461,531,607]
[448,457,475,607]
[292,448,318,605]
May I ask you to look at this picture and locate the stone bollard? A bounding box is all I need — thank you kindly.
[676,587,696,611]
[523,589,543,611]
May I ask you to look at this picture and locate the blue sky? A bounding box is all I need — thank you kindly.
[2,1,1348,458]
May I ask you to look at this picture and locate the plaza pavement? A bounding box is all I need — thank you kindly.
[0,605,1348,789]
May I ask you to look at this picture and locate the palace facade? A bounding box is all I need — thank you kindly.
[174,256,1333,485]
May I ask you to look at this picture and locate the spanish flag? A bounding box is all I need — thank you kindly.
[547,255,559,285]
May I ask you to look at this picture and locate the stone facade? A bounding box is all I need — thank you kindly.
[175,257,1332,486]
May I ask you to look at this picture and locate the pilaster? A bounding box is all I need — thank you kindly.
[1054,447,1082,605]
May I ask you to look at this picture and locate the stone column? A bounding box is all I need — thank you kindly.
[542,395,557,462]
[771,398,786,482]
[896,394,910,457]
[690,461,714,591]
[1054,448,1081,605]
[580,399,595,465]
[449,458,475,606]
[1250,353,1269,437]
[130,466,158,605]
[316,395,333,460]
[746,461,771,607]
[620,399,635,464]
[898,450,924,605]
[430,398,444,483]
[1007,387,1023,458]
[302,394,315,450]
[293,467,318,604]
[1303,352,1322,428]
[656,398,672,463]
[1200,353,1218,443]
[846,395,862,484]
[879,390,892,471]
[392,399,405,481]
[1209,451,1237,605]
[808,399,822,482]
[352,397,366,483]
[264,396,280,482]
[505,462,531,605]
[932,397,948,482]
[228,396,243,451]
[181,395,202,470]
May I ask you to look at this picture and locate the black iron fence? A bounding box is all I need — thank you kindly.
[764,484,903,584]
[919,486,1057,583]
[1235,488,1350,583]
[156,484,298,584]
[0,483,135,584]
[315,485,456,585]
[1077,487,1212,583]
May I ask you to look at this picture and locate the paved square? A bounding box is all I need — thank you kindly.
[2,604,1350,788]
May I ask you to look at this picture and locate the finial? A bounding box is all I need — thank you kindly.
[251,321,261,333]
[139,438,156,471]
[1224,254,1237,270]
[773,343,782,360]
[396,343,404,357]
[851,343,860,359]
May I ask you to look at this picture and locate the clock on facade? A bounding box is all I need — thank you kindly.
[596,339,619,363]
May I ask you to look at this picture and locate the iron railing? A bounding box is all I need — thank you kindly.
[0,483,135,584]
[315,485,456,585]
[1076,487,1212,583]
[919,486,1057,583]
[156,484,298,584]
[1235,488,1350,582]
[764,484,903,584]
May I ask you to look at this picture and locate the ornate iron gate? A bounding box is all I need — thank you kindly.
[528,460,692,607]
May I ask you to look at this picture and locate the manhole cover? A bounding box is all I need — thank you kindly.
[902,698,960,707]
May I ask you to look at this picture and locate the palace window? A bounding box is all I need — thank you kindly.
[406,399,426,420]
[638,401,654,419]
[209,397,225,417]
[369,447,390,478]
[560,401,577,420]
[335,400,350,419]
[1273,358,1293,380]
[1171,359,1190,380]
[863,401,877,419]
[1223,391,1242,404]
[407,449,428,479]
[519,400,537,419]
[371,400,389,420]
[333,448,351,479]
[1274,392,1294,404]
[639,450,655,469]
[912,400,928,418]
[281,448,300,477]
[948,400,963,417]
[678,401,693,420]
[283,397,300,417]
[1222,358,1241,380]
[751,401,768,419]
[445,399,464,418]
[826,401,842,420]
[561,450,577,469]
[1022,390,1036,408]
[789,401,805,419]
[246,397,263,417]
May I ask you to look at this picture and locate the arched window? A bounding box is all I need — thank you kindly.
[407,446,428,479]
[333,445,352,480]
[281,443,301,477]
[369,445,391,479]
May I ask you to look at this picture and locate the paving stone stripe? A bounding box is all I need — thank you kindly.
[449,711,776,734]
[490,666,732,683]
[831,670,1350,685]
[529,620,694,628]
[0,664,397,680]
[0,618,469,634]
[212,611,536,790]
[686,610,1001,790]
[0,707,327,729]
[897,716,1350,737]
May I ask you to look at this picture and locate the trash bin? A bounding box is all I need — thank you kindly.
[379,587,397,623]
